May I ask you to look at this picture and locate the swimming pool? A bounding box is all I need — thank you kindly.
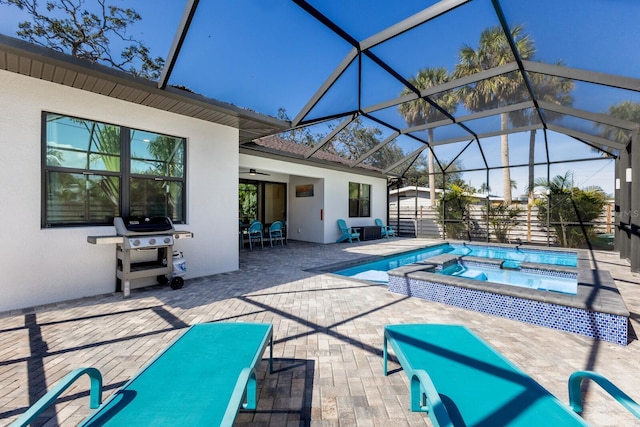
[324,242,628,345]
[335,244,452,279]
[334,242,578,292]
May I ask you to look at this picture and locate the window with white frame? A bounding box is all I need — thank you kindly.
[42,112,186,227]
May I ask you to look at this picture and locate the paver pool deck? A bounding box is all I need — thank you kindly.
[1,238,639,426]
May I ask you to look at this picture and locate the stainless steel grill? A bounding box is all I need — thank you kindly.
[88,216,193,297]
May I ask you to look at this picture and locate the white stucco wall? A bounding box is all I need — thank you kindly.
[0,70,239,312]
[240,154,388,244]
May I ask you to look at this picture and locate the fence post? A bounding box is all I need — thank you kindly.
[527,204,532,242]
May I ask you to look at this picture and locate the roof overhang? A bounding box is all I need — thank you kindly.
[0,33,288,143]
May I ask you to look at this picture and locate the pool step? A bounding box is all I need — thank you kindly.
[459,269,488,281]
[420,254,460,270]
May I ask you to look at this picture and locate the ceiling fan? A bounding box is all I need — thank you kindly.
[240,168,270,176]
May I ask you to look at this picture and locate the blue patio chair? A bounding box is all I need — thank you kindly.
[268,221,285,247]
[336,219,360,243]
[248,221,263,250]
[375,218,396,238]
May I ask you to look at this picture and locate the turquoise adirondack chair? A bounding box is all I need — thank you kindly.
[375,218,396,238]
[336,219,360,243]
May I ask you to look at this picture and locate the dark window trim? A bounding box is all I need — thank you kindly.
[41,111,187,228]
[349,181,371,218]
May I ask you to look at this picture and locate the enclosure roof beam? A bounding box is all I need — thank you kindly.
[158,0,200,89]
[383,146,428,175]
[458,101,535,123]
[351,131,400,167]
[361,62,520,115]
[547,124,627,150]
[523,60,640,92]
[360,0,471,51]
[304,113,356,158]
[538,101,640,131]
[431,124,542,146]
[292,48,359,127]
[491,0,545,127]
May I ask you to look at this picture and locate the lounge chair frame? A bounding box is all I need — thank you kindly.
[383,324,639,426]
[12,322,273,427]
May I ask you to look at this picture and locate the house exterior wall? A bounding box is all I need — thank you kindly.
[240,154,388,244]
[0,69,239,312]
[0,68,389,312]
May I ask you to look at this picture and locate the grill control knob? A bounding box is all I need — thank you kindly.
[133,239,140,246]
[149,238,156,245]
[164,237,171,244]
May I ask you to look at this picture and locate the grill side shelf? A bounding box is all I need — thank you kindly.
[87,235,122,244]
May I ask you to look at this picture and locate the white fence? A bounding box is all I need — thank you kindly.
[389,200,614,248]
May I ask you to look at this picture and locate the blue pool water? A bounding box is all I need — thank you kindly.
[334,243,578,294]
[438,264,576,294]
[448,244,577,267]
[335,244,453,278]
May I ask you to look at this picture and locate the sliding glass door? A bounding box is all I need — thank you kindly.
[239,180,286,225]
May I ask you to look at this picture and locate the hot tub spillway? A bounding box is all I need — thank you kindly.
[501,260,521,270]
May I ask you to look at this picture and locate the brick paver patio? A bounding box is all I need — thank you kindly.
[1,238,639,426]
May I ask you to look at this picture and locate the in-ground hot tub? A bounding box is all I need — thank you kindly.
[329,242,630,345]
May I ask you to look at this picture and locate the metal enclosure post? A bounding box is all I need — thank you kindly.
[618,144,631,260]
[546,163,550,247]
[442,171,446,240]
[415,181,418,237]
[396,180,401,233]
[614,154,622,252]
[631,129,640,272]
[486,168,490,242]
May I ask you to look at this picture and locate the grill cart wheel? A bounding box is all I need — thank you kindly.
[170,277,184,290]
[157,275,169,284]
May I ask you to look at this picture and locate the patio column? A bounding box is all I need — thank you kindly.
[630,129,640,272]
[616,140,633,264]
[614,149,623,253]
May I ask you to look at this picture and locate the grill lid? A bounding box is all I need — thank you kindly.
[114,216,174,236]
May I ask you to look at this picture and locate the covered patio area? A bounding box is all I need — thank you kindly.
[1,238,639,426]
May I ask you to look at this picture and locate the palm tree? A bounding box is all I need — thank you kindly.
[597,101,640,148]
[534,171,607,248]
[398,67,458,204]
[454,25,535,204]
[521,71,574,204]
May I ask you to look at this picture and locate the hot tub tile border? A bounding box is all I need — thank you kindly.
[388,275,628,346]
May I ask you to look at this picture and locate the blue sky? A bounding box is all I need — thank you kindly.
[1,0,631,195]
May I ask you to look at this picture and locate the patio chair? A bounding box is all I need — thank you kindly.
[248,221,263,250]
[268,221,285,247]
[375,218,396,239]
[336,219,360,243]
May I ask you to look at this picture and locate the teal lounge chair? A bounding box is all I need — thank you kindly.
[383,324,640,426]
[336,219,360,243]
[375,218,396,238]
[13,322,274,427]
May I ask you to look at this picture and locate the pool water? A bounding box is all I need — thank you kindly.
[335,244,452,279]
[334,243,578,294]
[438,264,576,294]
[448,244,577,267]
